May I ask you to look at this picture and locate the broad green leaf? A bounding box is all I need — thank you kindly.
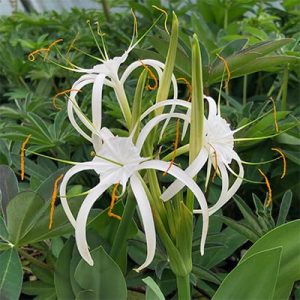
[0,248,23,300]
[22,281,56,299]
[241,220,300,300]
[74,246,127,300]
[0,165,19,220]
[213,247,282,300]
[142,276,165,300]
[6,191,45,245]
[54,237,76,300]
[75,290,95,300]
[0,216,9,242]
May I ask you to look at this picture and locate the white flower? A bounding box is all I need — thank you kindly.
[60,116,209,271]
[160,96,244,216]
[66,42,179,145]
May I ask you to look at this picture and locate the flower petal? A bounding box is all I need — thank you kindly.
[75,175,115,266]
[138,160,209,255]
[135,112,189,152]
[92,74,106,132]
[130,173,156,271]
[161,149,208,201]
[60,162,100,227]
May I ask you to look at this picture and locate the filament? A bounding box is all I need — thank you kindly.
[163,119,180,175]
[108,183,122,220]
[20,134,31,180]
[140,60,158,91]
[177,77,192,101]
[272,148,286,179]
[258,169,272,208]
[28,39,63,61]
[216,53,231,89]
[49,174,64,229]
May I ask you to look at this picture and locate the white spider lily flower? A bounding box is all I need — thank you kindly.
[160,96,244,216]
[67,47,179,144]
[60,117,209,271]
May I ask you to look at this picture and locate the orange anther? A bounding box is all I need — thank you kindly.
[49,174,64,229]
[216,53,231,89]
[140,60,158,91]
[272,148,286,179]
[108,183,122,220]
[177,77,192,101]
[258,169,272,208]
[52,89,81,110]
[20,134,31,180]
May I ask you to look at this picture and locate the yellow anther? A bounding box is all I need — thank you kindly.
[270,97,279,133]
[163,119,180,176]
[258,169,272,208]
[94,21,106,37]
[52,89,81,110]
[28,39,63,62]
[108,183,122,220]
[272,148,286,179]
[90,151,96,157]
[28,48,49,61]
[49,174,64,229]
[140,60,158,91]
[177,77,192,101]
[152,5,169,35]
[216,53,231,89]
[20,134,31,181]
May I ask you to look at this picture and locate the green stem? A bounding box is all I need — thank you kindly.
[224,8,228,30]
[18,248,52,271]
[176,274,191,300]
[101,0,111,23]
[115,83,132,129]
[281,67,289,111]
[243,74,247,106]
[110,194,136,262]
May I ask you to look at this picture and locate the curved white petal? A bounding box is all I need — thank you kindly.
[204,96,218,118]
[75,175,115,266]
[92,74,106,132]
[60,162,100,227]
[130,173,156,272]
[161,149,209,201]
[137,160,209,255]
[135,112,189,153]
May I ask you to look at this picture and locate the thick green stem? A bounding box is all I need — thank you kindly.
[110,194,136,262]
[281,67,289,111]
[115,83,132,129]
[176,274,191,300]
[18,248,52,271]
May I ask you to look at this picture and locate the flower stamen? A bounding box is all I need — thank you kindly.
[258,169,272,207]
[27,39,63,61]
[177,77,192,101]
[270,97,279,133]
[163,119,180,175]
[49,174,64,229]
[140,60,158,91]
[152,5,169,35]
[20,134,31,180]
[108,183,122,220]
[271,147,286,179]
[52,89,81,110]
[216,53,231,89]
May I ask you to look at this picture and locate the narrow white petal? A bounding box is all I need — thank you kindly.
[135,113,189,152]
[92,74,106,132]
[204,159,212,192]
[137,160,209,255]
[204,96,218,118]
[161,149,208,201]
[60,162,100,227]
[130,173,156,271]
[75,176,114,266]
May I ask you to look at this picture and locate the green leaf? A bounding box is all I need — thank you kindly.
[0,248,23,300]
[6,191,45,245]
[213,247,282,300]
[0,216,9,242]
[142,276,165,300]
[54,237,76,300]
[276,190,292,226]
[74,246,127,300]
[241,220,300,300]
[0,165,19,220]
